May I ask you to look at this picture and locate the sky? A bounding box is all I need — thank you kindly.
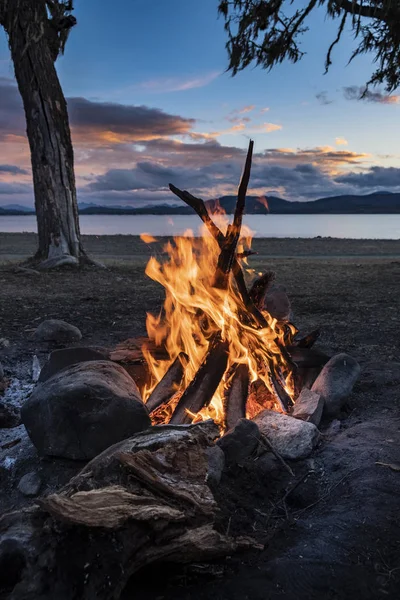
[0,0,399,208]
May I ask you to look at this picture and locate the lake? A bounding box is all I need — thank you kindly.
[1,214,400,239]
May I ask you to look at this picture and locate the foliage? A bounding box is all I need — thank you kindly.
[218,1,400,93]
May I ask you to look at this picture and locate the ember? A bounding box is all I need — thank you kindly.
[141,141,302,429]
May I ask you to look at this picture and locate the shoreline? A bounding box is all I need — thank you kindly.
[1,233,399,263]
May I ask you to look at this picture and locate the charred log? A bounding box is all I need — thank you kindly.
[295,329,320,349]
[225,364,250,430]
[146,352,189,414]
[170,335,229,425]
[249,271,276,308]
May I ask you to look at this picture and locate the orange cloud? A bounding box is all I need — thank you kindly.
[253,123,282,133]
[335,137,348,146]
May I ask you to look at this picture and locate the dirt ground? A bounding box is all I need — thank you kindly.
[0,233,400,600]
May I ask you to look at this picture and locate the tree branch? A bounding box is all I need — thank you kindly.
[335,0,386,21]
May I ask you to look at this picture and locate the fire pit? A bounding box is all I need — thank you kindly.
[114,141,342,441]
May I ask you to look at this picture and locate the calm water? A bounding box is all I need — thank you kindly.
[1,214,400,239]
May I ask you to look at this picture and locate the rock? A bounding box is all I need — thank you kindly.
[217,419,260,465]
[264,284,291,321]
[292,389,324,427]
[205,445,225,486]
[0,402,21,428]
[21,361,151,460]
[311,353,361,417]
[34,319,82,344]
[254,410,319,460]
[17,472,42,497]
[38,347,110,383]
[31,355,41,383]
[0,362,4,380]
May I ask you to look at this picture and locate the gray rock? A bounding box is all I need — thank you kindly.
[311,353,361,417]
[264,284,291,321]
[205,445,225,486]
[38,347,109,383]
[34,319,82,344]
[254,410,319,460]
[21,360,151,460]
[17,472,42,497]
[292,388,324,427]
[0,402,21,428]
[217,419,260,465]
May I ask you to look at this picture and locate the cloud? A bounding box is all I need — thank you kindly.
[238,105,255,114]
[136,71,220,93]
[335,137,348,146]
[0,181,32,195]
[189,123,246,140]
[260,107,270,113]
[253,123,282,133]
[0,164,28,175]
[67,97,195,143]
[335,166,400,188]
[343,86,400,104]
[315,91,333,105]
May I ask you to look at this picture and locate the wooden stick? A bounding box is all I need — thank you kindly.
[224,364,250,430]
[258,433,295,477]
[295,329,320,349]
[145,352,188,414]
[169,334,229,425]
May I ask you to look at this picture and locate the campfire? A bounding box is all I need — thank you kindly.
[137,141,321,431]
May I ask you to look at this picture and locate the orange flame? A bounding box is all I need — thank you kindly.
[142,220,295,427]
[257,196,269,212]
[140,233,158,244]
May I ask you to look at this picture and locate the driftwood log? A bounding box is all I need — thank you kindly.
[0,421,259,600]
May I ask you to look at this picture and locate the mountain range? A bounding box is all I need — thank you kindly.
[0,191,399,215]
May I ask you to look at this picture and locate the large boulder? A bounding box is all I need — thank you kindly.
[33,319,82,344]
[21,361,151,460]
[38,347,110,383]
[311,353,361,417]
[254,410,319,460]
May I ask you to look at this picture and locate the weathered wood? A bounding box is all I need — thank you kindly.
[146,352,189,413]
[1,1,86,266]
[225,364,250,430]
[296,329,321,349]
[213,141,254,289]
[286,346,330,368]
[0,422,260,600]
[170,335,229,425]
[249,271,276,308]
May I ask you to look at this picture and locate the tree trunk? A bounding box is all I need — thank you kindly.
[2,0,86,268]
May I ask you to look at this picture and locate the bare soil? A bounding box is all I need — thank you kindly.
[0,234,400,600]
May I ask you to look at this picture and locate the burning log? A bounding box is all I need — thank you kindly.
[295,329,320,349]
[170,335,229,425]
[249,271,276,308]
[0,421,259,600]
[225,364,250,430]
[145,352,189,414]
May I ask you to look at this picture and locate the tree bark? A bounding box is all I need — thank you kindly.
[1,0,86,267]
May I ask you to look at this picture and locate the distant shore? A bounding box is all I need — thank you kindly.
[1,232,399,263]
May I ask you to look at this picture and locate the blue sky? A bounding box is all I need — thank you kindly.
[0,0,399,207]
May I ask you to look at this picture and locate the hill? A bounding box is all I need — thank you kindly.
[0,192,399,216]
